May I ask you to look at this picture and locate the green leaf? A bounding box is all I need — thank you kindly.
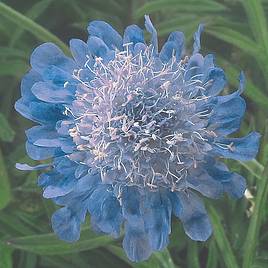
[239,160,264,180]
[0,60,28,77]
[9,0,53,47]
[206,240,218,268]
[0,243,13,268]
[0,148,11,210]
[0,2,69,55]
[242,163,268,268]
[206,26,258,59]
[208,205,239,268]
[217,57,268,109]
[135,0,226,19]
[0,113,15,142]
[242,0,268,53]
[5,227,115,255]
[107,245,176,268]
[0,47,27,59]
[187,241,199,268]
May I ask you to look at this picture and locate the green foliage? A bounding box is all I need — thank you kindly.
[0,0,267,267]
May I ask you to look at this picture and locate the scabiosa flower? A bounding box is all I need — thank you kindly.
[16,16,260,262]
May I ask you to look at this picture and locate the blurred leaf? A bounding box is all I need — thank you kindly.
[0,148,11,210]
[135,0,226,19]
[187,241,199,268]
[207,26,258,58]
[107,245,176,268]
[208,205,239,268]
[0,243,13,268]
[242,163,268,268]
[9,0,53,47]
[206,239,218,268]
[0,47,27,59]
[0,60,28,77]
[217,57,268,109]
[242,0,268,52]
[239,160,264,180]
[0,113,15,142]
[0,2,69,55]
[5,227,115,255]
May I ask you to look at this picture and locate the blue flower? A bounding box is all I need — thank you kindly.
[16,16,260,262]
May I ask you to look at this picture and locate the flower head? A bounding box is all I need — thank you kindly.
[16,16,260,262]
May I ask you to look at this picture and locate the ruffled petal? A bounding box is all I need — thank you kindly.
[193,24,204,54]
[145,15,158,53]
[160,31,185,63]
[209,96,246,135]
[212,132,260,161]
[30,43,75,74]
[31,81,74,104]
[187,168,223,198]
[26,141,60,160]
[143,192,171,250]
[87,36,115,62]
[51,207,81,242]
[70,39,89,66]
[88,20,122,50]
[88,185,123,237]
[223,173,246,199]
[177,191,212,241]
[123,221,152,262]
[204,67,226,97]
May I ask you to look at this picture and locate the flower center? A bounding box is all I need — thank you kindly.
[69,45,212,191]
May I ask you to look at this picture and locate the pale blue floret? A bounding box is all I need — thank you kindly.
[15,16,260,262]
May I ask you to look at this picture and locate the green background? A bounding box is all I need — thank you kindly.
[0,0,267,267]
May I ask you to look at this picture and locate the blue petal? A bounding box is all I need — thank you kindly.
[223,173,246,199]
[123,221,152,262]
[26,141,60,160]
[123,25,144,52]
[168,192,182,217]
[70,39,89,66]
[16,163,50,171]
[26,125,58,143]
[143,192,171,251]
[177,191,212,241]
[193,24,204,54]
[145,15,158,53]
[31,81,74,104]
[212,132,260,161]
[28,102,66,125]
[43,175,76,198]
[30,43,75,74]
[160,31,185,63]
[88,20,123,50]
[187,168,223,198]
[209,96,246,135]
[88,185,123,237]
[21,70,42,102]
[184,53,204,81]
[204,67,226,96]
[87,36,115,62]
[51,207,81,242]
[121,186,142,223]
